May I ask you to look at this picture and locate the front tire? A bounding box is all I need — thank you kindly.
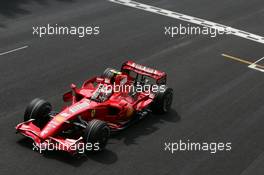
[24,98,52,128]
[83,119,110,152]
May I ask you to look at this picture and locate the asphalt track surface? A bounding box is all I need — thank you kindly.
[0,0,264,175]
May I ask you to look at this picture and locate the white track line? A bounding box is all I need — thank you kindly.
[222,54,264,73]
[248,64,264,72]
[248,57,264,72]
[0,45,29,56]
[108,0,264,44]
[252,57,264,65]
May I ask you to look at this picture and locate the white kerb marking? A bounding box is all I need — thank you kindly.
[108,0,264,44]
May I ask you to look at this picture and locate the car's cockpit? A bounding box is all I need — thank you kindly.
[91,83,113,102]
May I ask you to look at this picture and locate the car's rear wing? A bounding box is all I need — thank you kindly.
[121,60,167,85]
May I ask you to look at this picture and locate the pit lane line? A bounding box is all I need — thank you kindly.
[108,0,264,44]
[0,45,29,56]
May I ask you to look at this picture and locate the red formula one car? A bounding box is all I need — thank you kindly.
[16,61,173,154]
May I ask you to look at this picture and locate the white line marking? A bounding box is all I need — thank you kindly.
[252,57,264,65]
[248,57,264,72]
[248,64,264,72]
[222,53,264,73]
[108,0,264,44]
[0,45,29,56]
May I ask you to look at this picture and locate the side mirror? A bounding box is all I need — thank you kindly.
[63,91,73,102]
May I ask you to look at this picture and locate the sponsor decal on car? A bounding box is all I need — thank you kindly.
[60,112,70,117]
[69,100,90,113]
[54,115,65,122]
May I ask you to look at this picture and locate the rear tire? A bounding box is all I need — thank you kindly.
[24,98,52,128]
[102,68,119,82]
[83,119,110,152]
[152,86,173,114]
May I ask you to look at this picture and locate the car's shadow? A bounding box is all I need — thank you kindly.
[43,149,118,167]
[17,109,181,167]
[110,109,181,145]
